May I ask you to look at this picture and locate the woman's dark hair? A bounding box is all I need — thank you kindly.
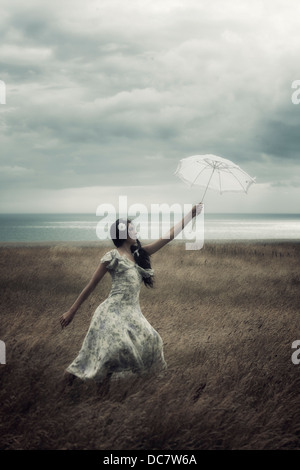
[110,218,154,288]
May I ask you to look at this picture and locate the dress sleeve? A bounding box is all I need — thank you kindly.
[100,250,118,271]
[136,265,154,279]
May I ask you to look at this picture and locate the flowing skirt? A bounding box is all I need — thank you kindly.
[66,297,167,383]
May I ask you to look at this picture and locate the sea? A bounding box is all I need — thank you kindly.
[0,213,299,243]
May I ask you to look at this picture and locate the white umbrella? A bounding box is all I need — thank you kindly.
[174,154,256,202]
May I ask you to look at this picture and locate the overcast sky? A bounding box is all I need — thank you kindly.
[1,0,300,213]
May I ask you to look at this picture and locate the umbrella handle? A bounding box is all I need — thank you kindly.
[191,167,214,230]
[201,166,215,203]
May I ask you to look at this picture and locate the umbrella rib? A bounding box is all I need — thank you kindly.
[225,167,248,191]
[230,164,255,182]
[190,165,210,186]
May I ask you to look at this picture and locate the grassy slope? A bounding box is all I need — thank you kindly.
[0,242,300,450]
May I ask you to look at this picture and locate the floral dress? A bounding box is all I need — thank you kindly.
[66,248,167,383]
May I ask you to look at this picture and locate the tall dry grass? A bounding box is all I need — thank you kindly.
[0,241,300,450]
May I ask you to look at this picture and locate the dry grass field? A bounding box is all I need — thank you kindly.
[0,241,300,450]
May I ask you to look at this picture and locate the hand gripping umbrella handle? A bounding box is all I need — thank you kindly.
[191,167,214,230]
[192,201,204,231]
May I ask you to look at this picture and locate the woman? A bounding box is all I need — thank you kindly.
[60,203,203,386]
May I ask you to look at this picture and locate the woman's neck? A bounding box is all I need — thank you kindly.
[119,241,134,254]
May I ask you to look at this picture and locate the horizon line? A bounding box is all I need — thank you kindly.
[0,212,299,216]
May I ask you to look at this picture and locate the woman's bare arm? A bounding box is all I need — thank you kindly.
[143,203,203,256]
[60,261,108,329]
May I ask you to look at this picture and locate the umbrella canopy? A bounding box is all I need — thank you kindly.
[174,154,256,201]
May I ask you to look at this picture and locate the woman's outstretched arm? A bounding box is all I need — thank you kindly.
[59,261,108,329]
[143,202,203,256]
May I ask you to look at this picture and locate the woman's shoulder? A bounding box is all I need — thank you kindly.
[101,248,116,258]
[100,249,118,269]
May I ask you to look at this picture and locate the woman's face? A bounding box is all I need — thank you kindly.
[128,222,138,241]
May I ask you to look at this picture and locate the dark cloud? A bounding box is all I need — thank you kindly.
[0,0,300,211]
[258,120,300,160]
